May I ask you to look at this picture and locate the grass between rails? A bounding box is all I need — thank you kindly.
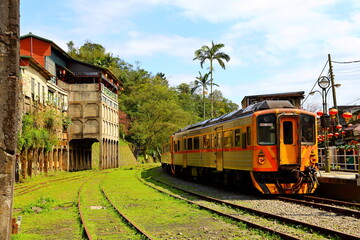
[12,170,96,240]
[13,164,285,239]
[80,171,144,239]
[101,164,277,239]
[146,167,334,240]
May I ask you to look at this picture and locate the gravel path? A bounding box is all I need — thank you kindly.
[151,167,360,238]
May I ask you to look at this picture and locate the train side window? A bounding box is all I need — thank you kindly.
[246,127,251,146]
[177,140,180,151]
[194,137,200,150]
[187,138,193,150]
[203,135,211,149]
[235,129,241,147]
[283,121,293,144]
[224,130,233,148]
[241,133,247,149]
[300,114,315,144]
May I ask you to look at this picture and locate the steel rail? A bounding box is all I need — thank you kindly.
[16,176,85,196]
[77,177,93,240]
[137,175,301,240]
[149,175,360,240]
[101,186,154,240]
[300,195,360,208]
[276,196,360,218]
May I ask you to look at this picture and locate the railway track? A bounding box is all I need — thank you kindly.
[145,170,360,240]
[77,172,152,240]
[276,196,360,218]
[15,175,87,196]
[292,195,360,209]
[138,174,311,240]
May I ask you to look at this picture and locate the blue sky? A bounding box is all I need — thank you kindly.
[20,0,360,108]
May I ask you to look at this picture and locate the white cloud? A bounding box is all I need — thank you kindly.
[166,73,194,86]
[110,34,202,58]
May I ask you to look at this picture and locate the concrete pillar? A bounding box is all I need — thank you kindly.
[103,140,107,170]
[44,151,48,174]
[20,149,27,180]
[62,148,68,171]
[0,1,20,237]
[58,148,62,171]
[99,139,103,170]
[27,150,32,177]
[116,141,119,168]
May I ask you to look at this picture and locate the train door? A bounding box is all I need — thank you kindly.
[215,126,224,171]
[279,116,300,166]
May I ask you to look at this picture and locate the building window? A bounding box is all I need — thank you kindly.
[42,86,45,104]
[31,78,35,100]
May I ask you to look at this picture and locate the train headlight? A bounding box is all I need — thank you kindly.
[258,157,266,165]
[310,157,317,163]
[258,150,266,165]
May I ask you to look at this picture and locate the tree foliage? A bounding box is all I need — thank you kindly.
[193,41,230,118]
[68,41,238,160]
[17,109,65,152]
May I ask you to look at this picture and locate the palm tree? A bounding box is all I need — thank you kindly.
[193,41,230,118]
[192,72,216,120]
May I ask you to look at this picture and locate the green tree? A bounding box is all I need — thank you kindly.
[122,77,196,161]
[193,41,230,118]
[192,71,214,120]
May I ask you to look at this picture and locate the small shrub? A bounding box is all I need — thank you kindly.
[21,197,58,214]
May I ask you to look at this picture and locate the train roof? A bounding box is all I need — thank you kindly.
[242,100,294,113]
[176,100,295,134]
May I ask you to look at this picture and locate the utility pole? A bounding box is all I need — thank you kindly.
[0,0,21,239]
[328,54,338,109]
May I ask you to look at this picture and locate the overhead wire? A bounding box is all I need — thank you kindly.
[301,60,328,107]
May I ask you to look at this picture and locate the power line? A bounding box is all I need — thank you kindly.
[302,60,328,107]
[332,60,360,64]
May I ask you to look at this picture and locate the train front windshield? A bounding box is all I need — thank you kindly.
[257,113,316,146]
[300,114,316,144]
[257,114,276,145]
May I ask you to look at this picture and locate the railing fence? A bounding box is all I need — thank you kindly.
[318,145,359,172]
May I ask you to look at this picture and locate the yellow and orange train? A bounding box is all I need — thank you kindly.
[161,100,318,194]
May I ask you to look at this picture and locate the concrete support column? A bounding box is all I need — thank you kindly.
[58,148,62,171]
[62,148,68,171]
[44,151,49,174]
[116,141,119,168]
[1,0,25,235]
[109,141,113,168]
[99,139,103,170]
[49,149,53,172]
[103,139,107,170]
[21,150,27,180]
[54,149,58,172]
[27,150,32,177]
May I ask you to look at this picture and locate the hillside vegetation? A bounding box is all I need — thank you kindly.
[68,41,238,160]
